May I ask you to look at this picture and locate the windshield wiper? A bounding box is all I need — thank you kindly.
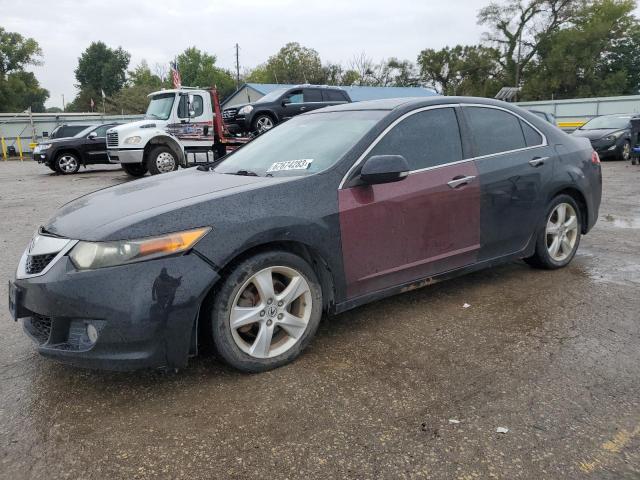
[231,169,259,176]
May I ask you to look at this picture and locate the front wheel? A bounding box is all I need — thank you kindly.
[252,114,275,134]
[208,251,323,373]
[146,146,178,175]
[121,163,148,177]
[620,140,631,161]
[525,194,582,270]
[55,153,80,174]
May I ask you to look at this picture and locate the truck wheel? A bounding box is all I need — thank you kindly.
[121,163,148,177]
[55,153,80,175]
[146,145,178,175]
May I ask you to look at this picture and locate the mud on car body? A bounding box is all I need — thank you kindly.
[9,96,602,373]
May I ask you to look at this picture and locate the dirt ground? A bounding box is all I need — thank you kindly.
[0,160,639,480]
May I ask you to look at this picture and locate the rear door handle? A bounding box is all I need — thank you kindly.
[529,156,548,167]
[300,106,307,111]
[447,175,476,189]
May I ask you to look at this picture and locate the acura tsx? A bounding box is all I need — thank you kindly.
[8,97,602,372]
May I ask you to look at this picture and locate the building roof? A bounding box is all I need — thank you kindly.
[226,83,437,105]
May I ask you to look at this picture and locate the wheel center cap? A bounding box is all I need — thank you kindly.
[267,306,278,317]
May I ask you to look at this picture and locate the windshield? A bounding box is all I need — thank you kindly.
[215,110,386,177]
[581,116,631,130]
[73,125,98,138]
[146,93,175,120]
[256,89,288,104]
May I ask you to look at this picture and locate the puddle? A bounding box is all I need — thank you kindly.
[603,214,640,229]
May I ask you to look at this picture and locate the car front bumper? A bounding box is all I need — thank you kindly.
[107,148,144,164]
[12,253,219,371]
[223,116,249,134]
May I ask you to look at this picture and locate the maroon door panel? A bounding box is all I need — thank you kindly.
[338,161,481,299]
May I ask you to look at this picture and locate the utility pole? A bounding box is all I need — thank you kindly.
[235,43,241,89]
[61,94,65,112]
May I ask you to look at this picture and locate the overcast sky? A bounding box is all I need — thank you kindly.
[2,0,489,108]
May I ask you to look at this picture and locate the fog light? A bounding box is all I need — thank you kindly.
[86,324,98,343]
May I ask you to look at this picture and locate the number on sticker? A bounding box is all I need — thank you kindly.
[267,159,313,172]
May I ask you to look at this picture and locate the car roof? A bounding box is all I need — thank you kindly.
[316,96,520,113]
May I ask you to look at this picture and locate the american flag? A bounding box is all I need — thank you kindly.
[170,61,182,89]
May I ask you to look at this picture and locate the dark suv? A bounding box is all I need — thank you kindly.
[33,124,119,174]
[222,85,351,134]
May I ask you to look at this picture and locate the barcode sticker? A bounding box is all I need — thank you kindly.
[266,159,313,172]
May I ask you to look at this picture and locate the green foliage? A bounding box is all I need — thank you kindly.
[252,42,325,84]
[521,0,638,99]
[75,41,130,96]
[128,60,163,89]
[0,27,48,112]
[175,47,236,98]
[418,45,502,96]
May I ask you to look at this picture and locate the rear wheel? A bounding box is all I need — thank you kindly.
[121,163,148,177]
[525,194,582,270]
[55,153,80,174]
[208,251,323,373]
[146,145,178,175]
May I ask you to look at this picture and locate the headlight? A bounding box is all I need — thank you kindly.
[124,136,142,145]
[69,227,210,270]
[604,131,624,141]
[238,105,253,115]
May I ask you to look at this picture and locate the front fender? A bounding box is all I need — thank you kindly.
[145,134,186,166]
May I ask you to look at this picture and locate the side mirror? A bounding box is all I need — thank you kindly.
[87,131,98,140]
[360,155,409,185]
[282,97,291,107]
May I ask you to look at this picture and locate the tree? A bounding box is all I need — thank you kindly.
[478,0,579,90]
[418,45,502,96]
[175,47,236,98]
[0,27,49,112]
[250,42,325,84]
[75,41,130,97]
[521,0,638,99]
[128,60,163,89]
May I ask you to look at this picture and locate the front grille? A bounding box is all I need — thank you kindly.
[106,131,119,147]
[25,253,57,275]
[222,108,237,120]
[27,314,52,344]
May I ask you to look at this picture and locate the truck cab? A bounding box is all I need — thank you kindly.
[107,88,217,176]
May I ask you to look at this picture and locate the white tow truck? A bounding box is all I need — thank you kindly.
[107,87,251,176]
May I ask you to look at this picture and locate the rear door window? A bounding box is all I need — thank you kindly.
[366,107,463,171]
[303,89,323,102]
[323,90,348,102]
[464,106,527,156]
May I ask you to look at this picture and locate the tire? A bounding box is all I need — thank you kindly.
[121,163,148,177]
[146,145,178,175]
[55,152,80,174]
[46,163,57,172]
[208,250,323,373]
[620,140,631,161]
[252,114,275,134]
[525,194,582,270]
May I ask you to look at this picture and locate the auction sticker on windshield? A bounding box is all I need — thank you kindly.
[267,159,313,173]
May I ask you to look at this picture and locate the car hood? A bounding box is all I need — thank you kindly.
[571,128,622,140]
[44,168,295,241]
[225,102,252,111]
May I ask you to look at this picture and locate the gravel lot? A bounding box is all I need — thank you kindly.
[1,161,639,479]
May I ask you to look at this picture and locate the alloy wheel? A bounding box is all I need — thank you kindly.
[546,203,579,262]
[255,116,274,133]
[622,142,631,161]
[230,266,312,359]
[58,155,78,173]
[155,152,176,173]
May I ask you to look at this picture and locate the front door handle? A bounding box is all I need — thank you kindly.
[447,175,476,189]
[529,156,548,167]
[300,106,307,111]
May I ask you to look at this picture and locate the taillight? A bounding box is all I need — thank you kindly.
[591,151,601,164]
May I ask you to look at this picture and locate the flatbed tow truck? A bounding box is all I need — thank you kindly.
[106,87,253,176]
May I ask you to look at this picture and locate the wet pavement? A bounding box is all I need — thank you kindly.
[0,161,639,479]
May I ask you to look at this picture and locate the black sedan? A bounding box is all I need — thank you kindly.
[33,123,119,174]
[9,97,602,373]
[571,114,637,161]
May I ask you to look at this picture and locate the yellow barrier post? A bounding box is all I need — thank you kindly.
[1,137,7,160]
[17,136,24,161]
